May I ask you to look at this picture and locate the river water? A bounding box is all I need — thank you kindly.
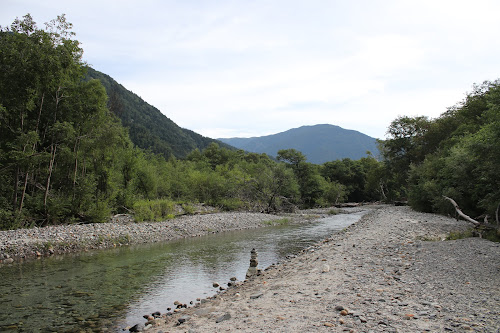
[0,210,368,332]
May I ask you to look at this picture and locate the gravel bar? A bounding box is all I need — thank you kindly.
[0,212,299,261]
[151,205,500,332]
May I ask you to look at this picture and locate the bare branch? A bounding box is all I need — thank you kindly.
[496,203,499,225]
[443,196,481,227]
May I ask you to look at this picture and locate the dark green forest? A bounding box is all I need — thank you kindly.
[0,15,498,231]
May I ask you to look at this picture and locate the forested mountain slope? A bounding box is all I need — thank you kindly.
[86,67,232,158]
[219,124,379,164]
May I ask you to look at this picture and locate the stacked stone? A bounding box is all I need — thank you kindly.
[246,248,259,278]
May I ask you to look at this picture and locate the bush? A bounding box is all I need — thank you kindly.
[0,209,16,230]
[132,198,176,222]
[181,203,196,215]
[213,198,245,211]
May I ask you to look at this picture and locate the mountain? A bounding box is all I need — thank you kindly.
[86,67,231,159]
[218,124,379,164]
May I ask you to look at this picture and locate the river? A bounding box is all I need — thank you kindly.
[0,210,369,332]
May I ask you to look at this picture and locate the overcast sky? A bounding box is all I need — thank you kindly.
[2,1,500,139]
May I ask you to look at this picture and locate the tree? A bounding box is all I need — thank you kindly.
[277,149,325,207]
[381,80,500,222]
[0,14,132,227]
[379,115,430,200]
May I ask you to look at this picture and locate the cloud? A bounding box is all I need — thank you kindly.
[3,0,500,140]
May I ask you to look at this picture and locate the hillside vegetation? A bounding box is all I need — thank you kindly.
[85,67,232,159]
[0,15,384,229]
[380,81,500,222]
[1,14,498,233]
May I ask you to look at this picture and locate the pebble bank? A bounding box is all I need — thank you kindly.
[148,206,500,332]
[0,211,299,262]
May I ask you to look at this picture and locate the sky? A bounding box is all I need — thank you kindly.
[2,0,500,139]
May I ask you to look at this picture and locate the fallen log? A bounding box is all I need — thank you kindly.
[443,196,499,231]
[443,196,480,227]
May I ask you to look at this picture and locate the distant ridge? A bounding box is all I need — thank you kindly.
[218,124,379,164]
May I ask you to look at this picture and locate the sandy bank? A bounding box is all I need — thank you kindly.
[149,206,500,332]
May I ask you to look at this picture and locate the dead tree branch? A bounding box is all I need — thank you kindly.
[443,196,499,232]
[443,196,480,227]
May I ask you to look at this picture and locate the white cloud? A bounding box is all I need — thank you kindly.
[3,0,500,140]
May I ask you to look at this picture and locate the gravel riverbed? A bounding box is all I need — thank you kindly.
[0,211,307,262]
[148,206,500,333]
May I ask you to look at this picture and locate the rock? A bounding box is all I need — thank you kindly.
[250,293,263,299]
[129,323,144,332]
[178,315,191,324]
[324,322,335,327]
[335,305,345,311]
[340,309,349,316]
[246,249,260,278]
[152,311,161,318]
[322,264,330,273]
[212,282,220,288]
[404,313,415,320]
[230,276,237,281]
[216,312,231,323]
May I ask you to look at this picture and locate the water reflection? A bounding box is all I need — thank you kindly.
[0,210,367,332]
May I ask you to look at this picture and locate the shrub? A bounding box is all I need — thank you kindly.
[133,198,176,222]
[213,198,245,211]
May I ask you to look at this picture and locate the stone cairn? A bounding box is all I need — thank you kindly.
[246,248,260,278]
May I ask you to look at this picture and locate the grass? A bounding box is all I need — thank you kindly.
[327,208,340,215]
[447,228,500,242]
[132,198,176,222]
[261,218,290,226]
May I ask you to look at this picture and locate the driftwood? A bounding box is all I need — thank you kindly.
[443,196,481,227]
[443,196,499,231]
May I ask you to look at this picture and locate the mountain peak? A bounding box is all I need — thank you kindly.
[218,124,379,164]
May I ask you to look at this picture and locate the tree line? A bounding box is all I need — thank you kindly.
[1,14,498,231]
[0,15,385,230]
[380,81,500,224]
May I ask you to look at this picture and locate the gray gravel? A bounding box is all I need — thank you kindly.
[0,212,293,261]
[154,205,500,332]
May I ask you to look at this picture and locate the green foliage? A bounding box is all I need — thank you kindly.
[132,199,176,222]
[381,80,500,220]
[321,156,383,203]
[215,198,245,211]
[181,203,195,215]
[0,14,133,228]
[85,68,233,159]
[447,228,500,243]
[261,218,290,226]
[0,14,388,230]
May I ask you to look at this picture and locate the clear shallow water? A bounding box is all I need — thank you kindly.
[0,210,368,332]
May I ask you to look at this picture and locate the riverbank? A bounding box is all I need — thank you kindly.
[150,205,500,332]
[0,208,346,262]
